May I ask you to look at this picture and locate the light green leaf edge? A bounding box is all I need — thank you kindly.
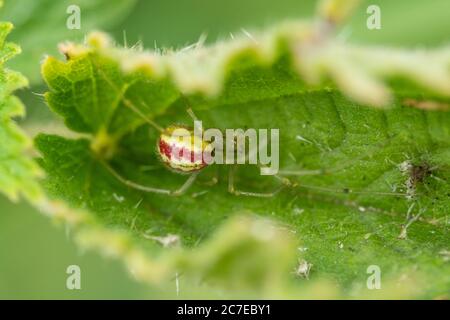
[0,0,138,84]
[0,20,42,201]
[59,22,450,110]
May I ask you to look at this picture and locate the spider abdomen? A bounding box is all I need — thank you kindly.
[157,125,212,173]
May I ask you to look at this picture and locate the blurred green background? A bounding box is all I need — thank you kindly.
[0,0,449,299]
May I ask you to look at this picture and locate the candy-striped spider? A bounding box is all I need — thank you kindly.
[96,69,411,199]
[100,102,293,197]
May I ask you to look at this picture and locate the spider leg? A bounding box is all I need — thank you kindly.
[225,132,293,197]
[227,164,286,198]
[172,172,200,196]
[97,67,164,133]
[186,107,199,122]
[277,168,326,176]
[278,137,398,177]
[260,164,407,197]
[102,160,199,196]
[197,166,219,186]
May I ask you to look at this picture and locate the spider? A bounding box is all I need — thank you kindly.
[95,68,412,199]
[100,103,293,197]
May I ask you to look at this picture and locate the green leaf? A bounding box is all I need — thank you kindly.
[0,21,42,201]
[37,9,450,297]
[0,0,137,84]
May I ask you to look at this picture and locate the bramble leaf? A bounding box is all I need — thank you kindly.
[36,3,450,298]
